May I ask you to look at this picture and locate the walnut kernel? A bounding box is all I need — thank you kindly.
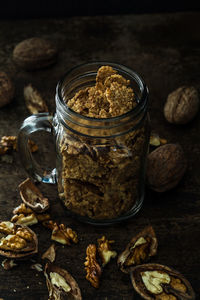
[84,244,102,288]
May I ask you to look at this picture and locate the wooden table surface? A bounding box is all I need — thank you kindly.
[0,11,200,300]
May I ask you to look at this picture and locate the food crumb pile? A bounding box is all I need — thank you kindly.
[66,66,136,118]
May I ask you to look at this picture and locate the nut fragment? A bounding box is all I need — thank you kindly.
[18,178,49,213]
[97,236,117,266]
[24,84,49,114]
[0,221,38,258]
[11,203,38,226]
[150,133,167,147]
[84,244,102,288]
[1,258,17,270]
[31,263,43,272]
[42,244,56,263]
[117,226,157,273]
[0,72,15,108]
[0,136,37,155]
[43,220,78,245]
[44,263,82,300]
[13,37,58,70]
[130,263,195,300]
[164,86,199,124]
[147,144,187,192]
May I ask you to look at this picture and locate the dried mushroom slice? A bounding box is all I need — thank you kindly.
[19,178,49,213]
[130,263,195,300]
[117,226,158,273]
[0,221,38,259]
[44,263,82,300]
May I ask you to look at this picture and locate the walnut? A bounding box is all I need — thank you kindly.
[13,37,58,70]
[0,72,15,108]
[42,244,56,263]
[117,226,158,273]
[97,236,117,266]
[44,263,82,300]
[0,222,38,258]
[43,220,78,245]
[24,84,49,114]
[18,178,49,213]
[84,244,102,288]
[164,86,199,124]
[147,144,187,192]
[1,259,17,270]
[130,263,195,300]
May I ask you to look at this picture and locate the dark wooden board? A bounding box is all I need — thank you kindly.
[0,11,200,299]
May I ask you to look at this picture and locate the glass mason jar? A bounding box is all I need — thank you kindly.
[18,62,149,225]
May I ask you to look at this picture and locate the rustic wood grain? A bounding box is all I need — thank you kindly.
[0,12,200,299]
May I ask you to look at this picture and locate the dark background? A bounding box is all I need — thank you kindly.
[0,0,200,19]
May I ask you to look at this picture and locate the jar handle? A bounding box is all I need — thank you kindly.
[18,113,57,184]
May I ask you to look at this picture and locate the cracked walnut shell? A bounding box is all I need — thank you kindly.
[130,263,195,300]
[164,86,199,124]
[24,84,48,114]
[44,263,82,300]
[0,72,15,108]
[18,178,49,213]
[117,226,157,273]
[147,144,187,192]
[97,236,117,267]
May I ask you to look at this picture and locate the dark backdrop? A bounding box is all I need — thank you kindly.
[1,0,200,19]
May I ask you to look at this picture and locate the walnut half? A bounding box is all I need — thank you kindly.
[97,236,117,267]
[44,263,82,300]
[84,244,102,288]
[117,226,158,273]
[130,263,195,300]
[0,221,38,259]
[18,178,49,213]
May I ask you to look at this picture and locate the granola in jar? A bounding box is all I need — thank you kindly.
[56,65,149,221]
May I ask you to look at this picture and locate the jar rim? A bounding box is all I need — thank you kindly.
[56,61,148,123]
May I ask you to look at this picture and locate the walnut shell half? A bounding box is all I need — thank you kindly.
[164,86,199,124]
[130,263,195,300]
[44,263,82,300]
[18,178,49,213]
[117,226,158,273]
[147,143,187,192]
[0,222,38,259]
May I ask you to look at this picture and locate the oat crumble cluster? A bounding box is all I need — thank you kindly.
[58,66,148,219]
[67,66,136,118]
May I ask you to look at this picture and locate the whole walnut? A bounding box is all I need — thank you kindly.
[13,37,57,70]
[164,86,199,124]
[0,72,15,108]
[147,144,187,192]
